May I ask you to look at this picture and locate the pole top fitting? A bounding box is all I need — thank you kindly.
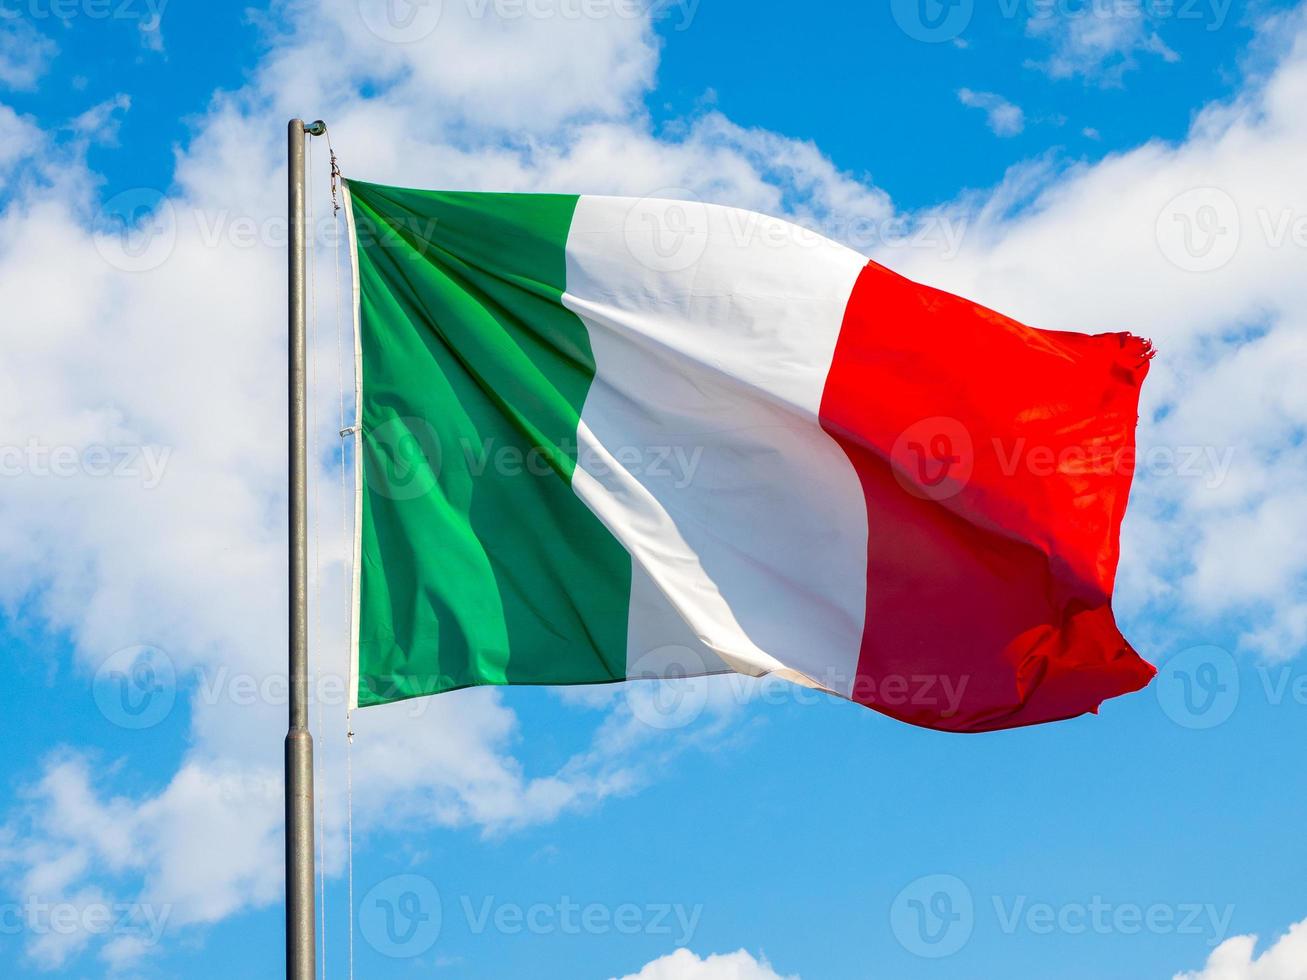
[304,120,327,136]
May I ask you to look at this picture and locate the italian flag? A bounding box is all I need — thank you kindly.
[343,180,1155,733]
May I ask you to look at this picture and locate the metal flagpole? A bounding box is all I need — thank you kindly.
[287,116,322,980]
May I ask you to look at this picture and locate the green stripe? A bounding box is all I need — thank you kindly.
[348,181,632,707]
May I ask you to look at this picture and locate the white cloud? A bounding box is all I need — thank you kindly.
[958,88,1026,136]
[139,10,165,53]
[0,104,46,186]
[68,95,132,144]
[286,0,659,135]
[0,19,56,90]
[614,949,795,980]
[1024,3,1182,83]
[1174,917,1307,979]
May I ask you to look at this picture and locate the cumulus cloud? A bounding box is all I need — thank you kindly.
[67,95,132,144]
[1174,917,1307,980]
[1024,2,1183,82]
[0,104,46,187]
[614,948,795,980]
[957,88,1026,136]
[0,18,56,90]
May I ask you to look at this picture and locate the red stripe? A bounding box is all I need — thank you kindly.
[818,260,1155,733]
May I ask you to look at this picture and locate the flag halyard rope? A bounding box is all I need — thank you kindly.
[306,132,330,980]
[323,124,357,980]
[306,121,359,980]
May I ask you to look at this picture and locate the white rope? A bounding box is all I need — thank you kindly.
[326,129,357,980]
[306,133,329,980]
[346,713,355,980]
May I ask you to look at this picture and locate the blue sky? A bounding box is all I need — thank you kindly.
[2,1,1307,979]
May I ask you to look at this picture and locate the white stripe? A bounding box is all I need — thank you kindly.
[564,195,870,696]
[571,421,767,680]
[344,181,364,712]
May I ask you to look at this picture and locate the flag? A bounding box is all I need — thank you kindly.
[343,180,1154,732]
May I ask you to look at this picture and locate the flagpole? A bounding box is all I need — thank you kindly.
[286,116,318,980]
